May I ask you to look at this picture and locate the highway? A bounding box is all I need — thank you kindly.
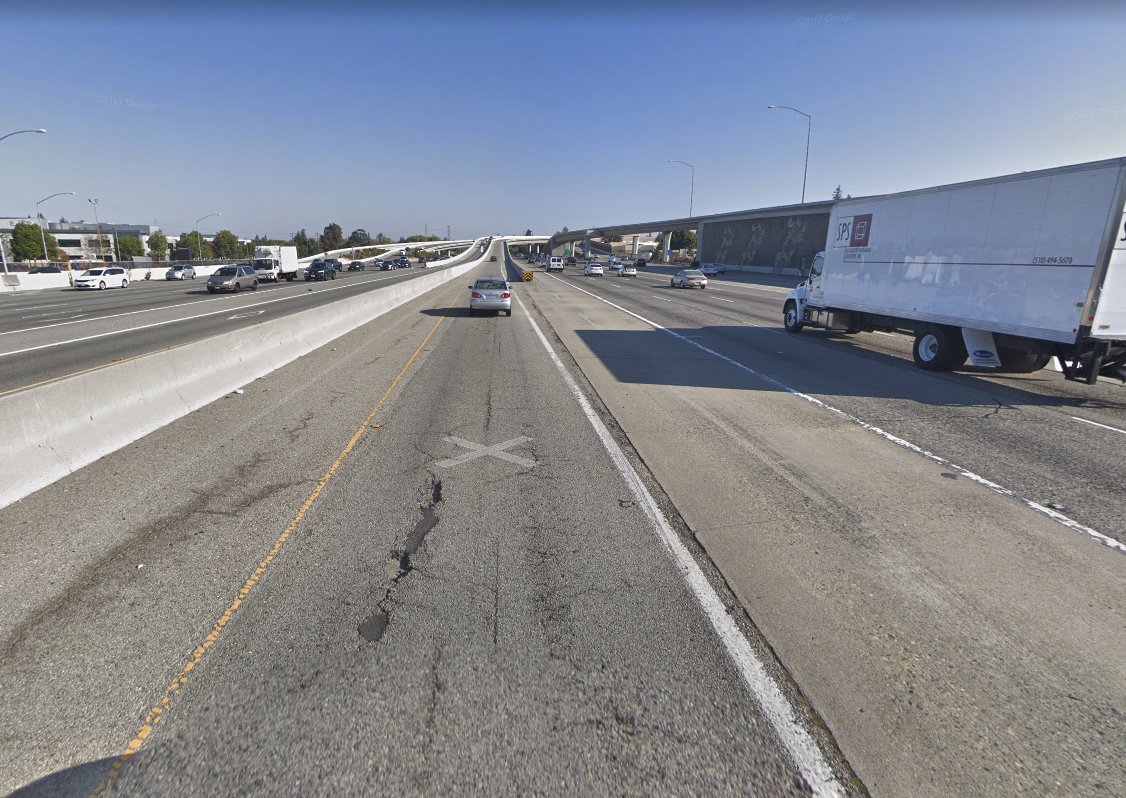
[0,254,467,396]
[0,242,1122,797]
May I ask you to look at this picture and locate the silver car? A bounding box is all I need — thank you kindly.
[469,277,512,316]
[207,264,259,294]
[671,269,708,289]
[165,264,196,280]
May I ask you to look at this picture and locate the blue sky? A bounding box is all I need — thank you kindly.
[3,2,1124,241]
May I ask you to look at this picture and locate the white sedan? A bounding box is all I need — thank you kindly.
[671,269,708,289]
[619,265,637,277]
[584,262,604,276]
[75,266,129,290]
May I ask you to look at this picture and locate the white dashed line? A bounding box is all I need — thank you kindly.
[1070,416,1126,435]
[547,274,1125,555]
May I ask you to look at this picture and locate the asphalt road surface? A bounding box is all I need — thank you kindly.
[0,254,469,396]
[1,243,1122,797]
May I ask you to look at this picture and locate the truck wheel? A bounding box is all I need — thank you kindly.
[783,301,804,333]
[913,325,967,371]
[997,348,1052,373]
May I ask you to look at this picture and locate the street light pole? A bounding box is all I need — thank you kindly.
[194,213,221,261]
[767,105,812,204]
[35,191,76,261]
[0,128,47,144]
[1,128,48,274]
[87,198,104,261]
[668,160,695,217]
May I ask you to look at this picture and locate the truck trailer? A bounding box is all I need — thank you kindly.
[252,245,300,282]
[783,157,1126,383]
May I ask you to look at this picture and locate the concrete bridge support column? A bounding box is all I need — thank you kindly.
[660,231,672,264]
[631,235,639,258]
[583,236,592,259]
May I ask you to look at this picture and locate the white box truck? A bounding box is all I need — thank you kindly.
[252,245,300,282]
[783,157,1126,383]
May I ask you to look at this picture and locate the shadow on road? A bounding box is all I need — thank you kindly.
[572,325,1126,411]
[8,755,121,798]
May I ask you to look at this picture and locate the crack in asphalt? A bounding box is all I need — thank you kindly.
[359,477,443,644]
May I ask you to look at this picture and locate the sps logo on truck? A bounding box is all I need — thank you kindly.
[833,213,873,249]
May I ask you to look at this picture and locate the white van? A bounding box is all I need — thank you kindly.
[547,256,564,272]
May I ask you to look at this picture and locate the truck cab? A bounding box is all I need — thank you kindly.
[784,252,824,332]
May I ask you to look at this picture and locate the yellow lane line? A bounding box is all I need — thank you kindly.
[90,289,460,796]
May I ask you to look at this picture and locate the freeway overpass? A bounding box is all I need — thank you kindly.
[548,201,833,272]
[301,235,550,264]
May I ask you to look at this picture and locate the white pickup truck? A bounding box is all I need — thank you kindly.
[783,157,1126,383]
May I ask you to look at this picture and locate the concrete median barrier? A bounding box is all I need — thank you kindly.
[0,244,487,509]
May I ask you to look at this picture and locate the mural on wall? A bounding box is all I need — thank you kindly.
[700,213,829,272]
[774,216,807,270]
[715,225,735,264]
[739,223,766,266]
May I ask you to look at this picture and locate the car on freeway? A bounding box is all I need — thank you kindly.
[305,261,337,281]
[207,264,259,293]
[379,260,395,271]
[584,262,604,276]
[347,261,366,271]
[396,257,411,268]
[165,264,197,280]
[619,264,637,277]
[547,256,564,272]
[607,260,623,272]
[489,255,498,262]
[469,277,513,316]
[74,266,129,290]
[700,263,726,276]
[27,265,63,274]
[671,269,707,289]
[635,258,647,268]
[322,258,344,272]
[565,256,577,266]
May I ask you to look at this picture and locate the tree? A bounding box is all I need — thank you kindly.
[211,229,242,258]
[118,235,144,259]
[148,229,169,260]
[524,228,533,236]
[346,228,373,246]
[374,232,393,245]
[832,185,843,200]
[9,222,62,261]
[670,230,697,250]
[289,229,318,258]
[320,222,344,252]
[176,231,212,259]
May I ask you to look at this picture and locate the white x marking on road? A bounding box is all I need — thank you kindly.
[436,436,536,469]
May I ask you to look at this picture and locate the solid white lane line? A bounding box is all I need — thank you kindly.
[1070,416,1126,436]
[514,292,844,798]
[547,275,1126,555]
[0,271,447,357]
[0,270,432,338]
